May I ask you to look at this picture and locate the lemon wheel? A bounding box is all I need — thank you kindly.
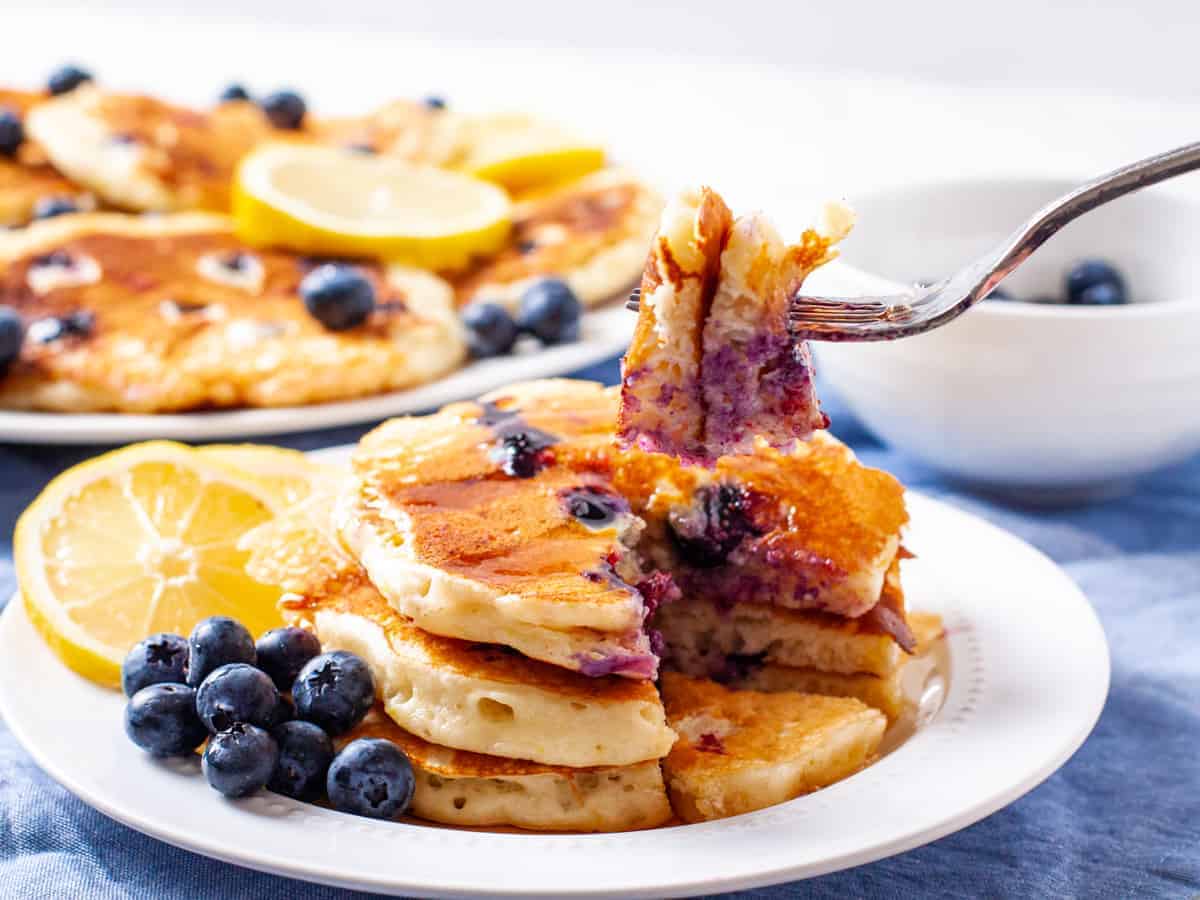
[14,441,287,687]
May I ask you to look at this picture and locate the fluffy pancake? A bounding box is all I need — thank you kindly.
[448,168,661,308]
[617,187,732,460]
[659,672,885,822]
[0,89,94,226]
[337,379,665,679]
[0,213,464,412]
[345,708,673,832]
[619,186,851,461]
[243,485,676,768]
[27,87,275,212]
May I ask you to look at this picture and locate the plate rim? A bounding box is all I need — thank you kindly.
[0,487,1110,898]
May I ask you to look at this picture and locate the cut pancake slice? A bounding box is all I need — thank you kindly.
[243,485,676,768]
[660,673,885,823]
[617,187,733,460]
[337,380,671,679]
[346,708,673,832]
[617,186,852,463]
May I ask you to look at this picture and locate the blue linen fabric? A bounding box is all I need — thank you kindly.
[1,359,1197,900]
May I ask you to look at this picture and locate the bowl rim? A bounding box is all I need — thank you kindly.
[838,173,1200,318]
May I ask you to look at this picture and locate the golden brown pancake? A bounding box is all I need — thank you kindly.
[659,672,886,822]
[0,213,464,412]
[448,169,661,308]
[0,89,93,226]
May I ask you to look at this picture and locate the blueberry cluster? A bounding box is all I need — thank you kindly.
[460,278,582,359]
[122,616,415,820]
[216,83,307,130]
[986,259,1130,306]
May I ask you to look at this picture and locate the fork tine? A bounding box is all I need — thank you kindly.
[787,295,914,326]
[625,287,641,312]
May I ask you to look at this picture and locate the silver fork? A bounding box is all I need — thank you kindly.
[626,140,1200,341]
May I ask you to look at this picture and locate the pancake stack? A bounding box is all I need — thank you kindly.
[243,376,919,830]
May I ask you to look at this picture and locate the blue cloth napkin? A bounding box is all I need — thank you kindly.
[1,359,1197,900]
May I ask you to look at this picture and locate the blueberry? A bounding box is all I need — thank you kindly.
[561,485,627,528]
[267,692,296,729]
[196,663,279,733]
[260,89,307,130]
[124,683,207,757]
[218,83,251,103]
[461,301,518,358]
[0,108,24,157]
[668,483,762,568]
[0,307,23,375]
[256,627,322,690]
[47,64,93,96]
[423,96,447,111]
[121,632,189,697]
[292,651,375,735]
[516,278,582,344]
[1076,282,1126,306]
[186,616,255,687]
[1066,259,1126,304]
[269,720,334,800]
[33,196,79,220]
[299,264,376,331]
[202,723,279,797]
[326,738,415,820]
[498,431,552,478]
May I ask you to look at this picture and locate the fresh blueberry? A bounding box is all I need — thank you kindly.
[1066,259,1126,304]
[256,627,322,691]
[47,64,93,96]
[461,301,518,358]
[260,89,307,130]
[668,483,762,568]
[497,431,553,478]
[516,278,582,344]
[0,108,24,157]
[326,738,415,820]
[186,616,256,687]
[292,651,375,735]
[267,692,296,729]
[0,307,23,375]
[299,264,376,331]
[269,720,334,800]
[33,196,79,220]
[423,96,447,110]
[196,663,279,733]
[124,683,207,757]
[218,83,251,103]
[1076,282,1126,306]
[121,632,189,697]
[202,723,279,798]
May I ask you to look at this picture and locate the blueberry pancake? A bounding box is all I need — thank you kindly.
[343,708,673,832]
[26,87,276,212]
[0,88,94,226]
[619,186,853,461]
[243,481,676,768]
[0,213,464,412]
[448,168,661,308]
[659,672,885,823]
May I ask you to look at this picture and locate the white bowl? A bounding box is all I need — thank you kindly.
[806,178,1200,501]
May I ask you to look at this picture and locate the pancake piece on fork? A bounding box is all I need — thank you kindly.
[0,212,464,412]
[618,186,853,462]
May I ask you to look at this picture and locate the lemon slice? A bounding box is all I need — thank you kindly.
[196,444,323,507]
[14,442,285,687]
[456,114,606,193]
[233,144,512,269]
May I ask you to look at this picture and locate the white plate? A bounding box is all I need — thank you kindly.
[0,304,633,445]
[0,488,1108,898]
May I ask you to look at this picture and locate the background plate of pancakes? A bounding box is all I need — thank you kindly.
[0,460,1109,898]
